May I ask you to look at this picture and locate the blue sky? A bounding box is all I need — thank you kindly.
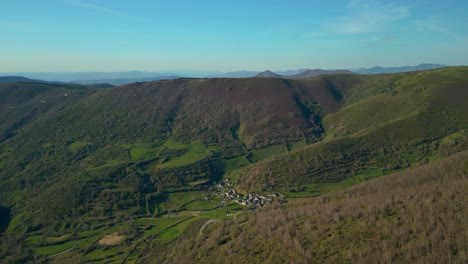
[1,0,467,72]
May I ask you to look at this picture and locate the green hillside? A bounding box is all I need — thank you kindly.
[0,67,467,263]
[231,67,468,193]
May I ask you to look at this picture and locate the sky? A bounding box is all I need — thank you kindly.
[1,0,468,72]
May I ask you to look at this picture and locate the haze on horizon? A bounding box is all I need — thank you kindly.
[1,0,468,72]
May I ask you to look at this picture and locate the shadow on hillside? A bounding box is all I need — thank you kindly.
[0,206,10,233]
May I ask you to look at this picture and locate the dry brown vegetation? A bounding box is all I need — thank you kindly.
[98,232,126,246]
[146,151,467,263]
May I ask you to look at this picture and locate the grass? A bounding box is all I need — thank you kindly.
[45,234,74,244]
[76,225,109,238]
[157,217,196,243]
[80,247,124,263]
[89,159,122,171]
[130,145,160,161]
[75,224,122,251]
[401,153,423,165]
[223,156,250,174]
[289,140,309,150]
[207,145,222,153]
[6,213,27,233]
[33,240,80,256]
[440,130,466,147]
[197,205,239,220]
[247,145,288,163]
[159,141,210,168]
[135,216,191,236]
[26,235,43,246]
[324,94,418,137]
[162,191,208,211]
[67,141,92,152]
[286,167,384,197]
[185,199,220,211]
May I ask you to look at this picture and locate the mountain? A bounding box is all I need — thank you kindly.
[1,64,449,83]
[254,69,354,79]
[287,69,354,78]
[71,75,180,85]
[255,70,282,78]
[0,76,42,83]
[210,71,260,78]
[0,67,466,263]
[276,69,309,76]
[0,71,178,82]
[352,63,447,74]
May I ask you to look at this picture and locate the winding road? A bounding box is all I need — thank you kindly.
[46,240,85,259]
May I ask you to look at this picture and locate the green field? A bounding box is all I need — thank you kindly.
[185,199,220,211]
[223,156,250,173]
[33,240,81,256]
[129,143,160,161]
[401,153,423,165]
[159,140,210,168]
[162,191,209,211]
[67,141,92,152]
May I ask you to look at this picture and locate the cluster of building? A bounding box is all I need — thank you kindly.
[213,180,277,208]
[213,180,233,191]
[234,192,273,208]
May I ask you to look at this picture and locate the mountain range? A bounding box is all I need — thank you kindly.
[254,69,354,78]
[0,64,447,85]
[352,63,447,74]
[0,66,466,263]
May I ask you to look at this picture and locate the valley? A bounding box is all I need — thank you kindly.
[0,67,467,263]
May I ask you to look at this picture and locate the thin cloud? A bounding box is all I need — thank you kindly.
[67,0,145,21]
[383,35,396,40]
[323,1,408,35]
[414,19,466,41]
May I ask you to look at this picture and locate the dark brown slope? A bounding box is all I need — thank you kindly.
[85,77,346,148]
[0,76,350,155]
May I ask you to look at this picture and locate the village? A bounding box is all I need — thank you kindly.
[210,179,279,208]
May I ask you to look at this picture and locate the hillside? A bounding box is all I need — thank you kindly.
[0,67,466,263]
[232,67,468,193]
[147,150,467,263]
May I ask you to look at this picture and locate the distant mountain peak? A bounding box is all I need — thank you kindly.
[255,70,281,78]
